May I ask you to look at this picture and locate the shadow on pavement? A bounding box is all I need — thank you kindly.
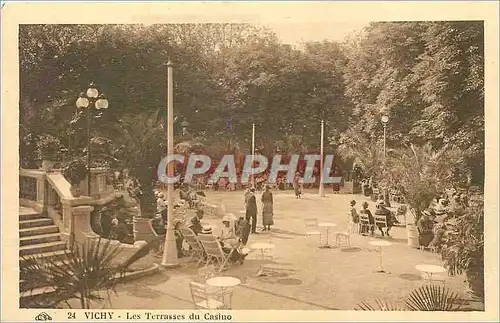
[398,273,422,281]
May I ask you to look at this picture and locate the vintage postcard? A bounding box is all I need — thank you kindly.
[1,1,499,322]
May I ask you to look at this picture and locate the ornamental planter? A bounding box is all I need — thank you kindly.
[406,208,419,248]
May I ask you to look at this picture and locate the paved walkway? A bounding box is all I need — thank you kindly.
[111,189,482,310]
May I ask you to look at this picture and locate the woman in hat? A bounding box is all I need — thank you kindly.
[261,185,274,231]
[417,209,435,248]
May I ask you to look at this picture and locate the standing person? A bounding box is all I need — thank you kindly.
[245,188,258,234]
[293,172,302,199]
[261,185,274,231]
[244,185,251,207]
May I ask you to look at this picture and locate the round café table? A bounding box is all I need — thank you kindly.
[369,240,393,273]
[206,276,241,309]
[416,264,447,283]
[317,222,337,248]
[250,242,275,277]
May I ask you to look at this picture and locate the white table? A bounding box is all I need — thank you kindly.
[416,264,446,282]
[250,242,275,277]
[369,240,393,273]
[206,276,241,309]
[317,223,337,248]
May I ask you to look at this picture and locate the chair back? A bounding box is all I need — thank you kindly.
[197,235,225,259]
[359,212,370,225]
[189,281,208,308]
[374,215,388,228]
[180,228,205,253]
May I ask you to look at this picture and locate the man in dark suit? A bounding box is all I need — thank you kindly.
[245,188,258,234]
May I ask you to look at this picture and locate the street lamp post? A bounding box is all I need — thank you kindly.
[162,60,179,268]
[76,83,109,197]
[319,120,325,197]
[381,114,390,207]
[381,115,389,159]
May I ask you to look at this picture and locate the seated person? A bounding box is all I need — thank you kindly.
[235,217,251,245]
[417,209,435,248]
[359,201,375,235]
[429,223,446,252]
[189,208,212,235]
[374,200,393,236]
[349,200,360,223]
[174,221,185,257]
[217,216,248,264]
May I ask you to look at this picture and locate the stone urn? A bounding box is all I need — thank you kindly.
[42,160,58,172]
[406,208,419,248]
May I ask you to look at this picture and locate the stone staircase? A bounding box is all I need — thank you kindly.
[19,206,70,302]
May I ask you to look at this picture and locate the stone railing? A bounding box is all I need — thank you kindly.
[19,168,156,271]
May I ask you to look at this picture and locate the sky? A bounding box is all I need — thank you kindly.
[263,21,371,45]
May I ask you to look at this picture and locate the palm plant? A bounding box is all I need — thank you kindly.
[20,238,157,309]
[356,284,463,311]
[441,201,484,299]
[336,129,384,180]
[106,111,166,218]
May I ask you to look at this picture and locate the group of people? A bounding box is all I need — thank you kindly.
[243,185,275,233]
[416,191,471,251]
[349,198,400,237]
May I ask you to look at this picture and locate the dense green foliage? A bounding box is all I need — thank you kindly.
[19,22,484,214]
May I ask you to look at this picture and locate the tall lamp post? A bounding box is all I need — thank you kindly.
[162,60,179,268]
[381,114,390,207]
[76,83,109,196]
[319,120,325,197]
[381,115,389,160]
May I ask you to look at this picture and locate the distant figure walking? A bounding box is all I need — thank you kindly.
[261,185,274,231]
[293,172,302,199]
[245,188,258,234]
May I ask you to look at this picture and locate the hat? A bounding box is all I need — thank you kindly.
[158,193,164,198]
[376,199,385,206]
[422,209,434,217]
[362,201,369,208]
[222,215,231,223]
[350,200,356,206]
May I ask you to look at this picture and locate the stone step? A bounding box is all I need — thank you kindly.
[19,225,59,237]
[19,218,53,229]
[20,241,67,256]
[19,249,69,264]
[19,212,45,222]
[20,233,61,247]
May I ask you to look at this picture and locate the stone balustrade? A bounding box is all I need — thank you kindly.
[19,168,156,271]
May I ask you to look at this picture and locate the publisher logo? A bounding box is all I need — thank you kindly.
[35,312,52,321]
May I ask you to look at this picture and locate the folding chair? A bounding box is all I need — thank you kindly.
[197,235,233,272]
[189,282,225,309]
[304,218,322,246]
[359,213,374,235]
[374,215,389,236]
[179,228,206,266]
[335,222,355,248]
